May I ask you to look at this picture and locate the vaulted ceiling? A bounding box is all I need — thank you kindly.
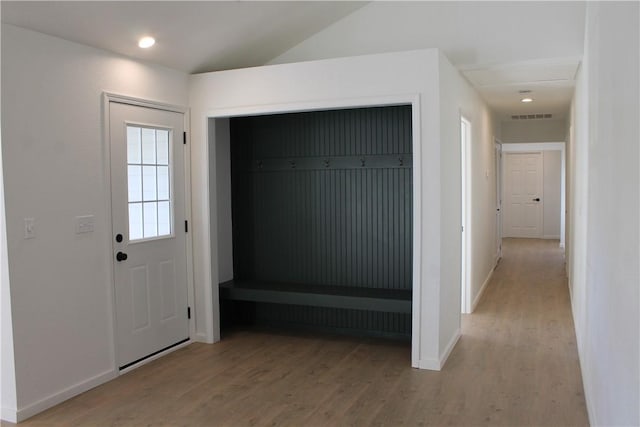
[1,1,586,121]
[1,1,366,74]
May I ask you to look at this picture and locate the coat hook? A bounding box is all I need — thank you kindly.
[257,160,263,169]
[289,160,296,169]
[324,159,330,168]
[399,157,404,166]
[360,158,366,167]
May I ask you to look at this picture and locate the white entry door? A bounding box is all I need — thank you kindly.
[504,152,543,238]
[109,101,189,369]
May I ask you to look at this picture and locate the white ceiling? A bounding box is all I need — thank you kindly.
[1,1,366,74]
[1,1,585,121]
[461,58,581,120]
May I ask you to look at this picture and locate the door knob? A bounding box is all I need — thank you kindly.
[533,198,541,202]
[116,251,128,262]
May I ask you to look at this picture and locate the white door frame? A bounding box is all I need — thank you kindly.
[204,94,424,368]
[102,92,195,372]
[460,116,472,314]
[501,142,565,248]
[495,140,503,259]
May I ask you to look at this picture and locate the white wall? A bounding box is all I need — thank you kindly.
[1,25,188,421]
[439,55,499,315]
[268,2,585,68]
[569,3,639,425]
[0,17,18,423]
[543,151,561,238]
[265,0,505,332]
[189,49,471,370]
[501,119,566,144]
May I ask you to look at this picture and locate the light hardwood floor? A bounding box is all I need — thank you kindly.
[5,238,588,426]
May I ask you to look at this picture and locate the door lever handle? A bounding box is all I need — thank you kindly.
[532,198,541,202]
[116,251,128,262]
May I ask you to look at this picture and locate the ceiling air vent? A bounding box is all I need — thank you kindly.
[511,113,553,120]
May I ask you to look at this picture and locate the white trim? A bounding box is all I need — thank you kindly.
[542,235,561,240]
[203,94,424,367]
[101,92,119,382]
[102,92,195,368]
[103,92,187,114]
[418,357,441,371]
[460,115,472,314]
[419,329,461,371]
[494,140,503,260]
[410,96,423,369]
[501,142,565,152]
[439,329,462,369]
[13,369,117,422]
[1,407,17,424]
[182,109,196,341]
[193,332,209,343]
[471,262,496,312]
[203,94,419,119]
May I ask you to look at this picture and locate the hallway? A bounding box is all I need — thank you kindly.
[455,238,589,425]
[6,239,589,426]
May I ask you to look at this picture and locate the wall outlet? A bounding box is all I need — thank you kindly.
[24,218,35,239]
[75,215,95,234]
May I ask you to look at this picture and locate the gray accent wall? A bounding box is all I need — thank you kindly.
[227,105,413,336]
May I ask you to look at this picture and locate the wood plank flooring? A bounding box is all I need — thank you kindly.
[5,238,589,426]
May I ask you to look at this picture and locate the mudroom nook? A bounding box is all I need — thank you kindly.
[220,105,413,338]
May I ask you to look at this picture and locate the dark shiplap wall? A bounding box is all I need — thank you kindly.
[229,105,413,336]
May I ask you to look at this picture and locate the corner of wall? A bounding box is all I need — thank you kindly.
[0,16,19,423]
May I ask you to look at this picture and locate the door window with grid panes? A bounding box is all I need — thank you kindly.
[126,126,172,240]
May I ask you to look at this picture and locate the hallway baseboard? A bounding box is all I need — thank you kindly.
[471,259,498,312]
[13,369,116,423]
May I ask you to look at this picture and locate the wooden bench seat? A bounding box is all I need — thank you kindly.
[219,280,412,314]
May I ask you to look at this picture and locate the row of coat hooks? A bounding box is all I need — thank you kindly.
[250,154,412,172]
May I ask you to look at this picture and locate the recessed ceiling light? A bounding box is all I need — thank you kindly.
[521,98,534,103]
[138,36,155,49]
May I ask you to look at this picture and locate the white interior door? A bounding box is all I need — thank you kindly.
[109,102,189,369]
[504,152,543,238]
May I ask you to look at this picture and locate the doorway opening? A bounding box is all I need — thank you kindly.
[500,143,565,247]
[221,106,413,339]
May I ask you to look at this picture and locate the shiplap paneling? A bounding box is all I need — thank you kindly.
[228,105,412,336]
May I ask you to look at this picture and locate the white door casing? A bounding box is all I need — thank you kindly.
[504,152,543,238]
[109,102,189,368]
[460,116,471,313]
[495,142,503,258]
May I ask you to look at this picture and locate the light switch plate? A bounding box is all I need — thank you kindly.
[75,215,95,234]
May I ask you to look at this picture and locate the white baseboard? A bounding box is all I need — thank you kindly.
[11,340,195,422]
[418,357,441,371]
[439,329,461,369]
[193,332,214,344]
[1,406,18,423]
[471,264,496,312]
[15,369,116,422]
[416,329,461,371]
[581,361,596,426]
[542,235,561,239]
